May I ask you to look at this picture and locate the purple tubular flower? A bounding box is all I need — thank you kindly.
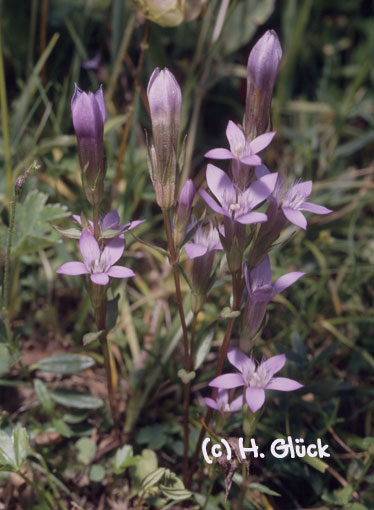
[204,389,243,414]
[205,121,275,167]
[174,179,196,248]
[147,67,182,208]
[56,229,135,286]
[73,211,145,238]
[199,164,278,225]
[257,167,332,230]
[243,255,305,336]
[209,348,302,413]
[184,219,223,312]
[71,84,106,206]
[244,30,282,140]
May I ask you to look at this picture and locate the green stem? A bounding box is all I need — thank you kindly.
[0,13,12,201]
[93,204,100,240]
[2,193,17,346]
[19,472,55,510]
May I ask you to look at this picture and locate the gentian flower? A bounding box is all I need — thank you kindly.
[56,229,135,286]
[244,30,282,139]
[71,84,106,206]
[256,167,332,230]
[73,210,145,239]
[209,348,302,413]
[205,120,275,167]
[184,219,223,260]
[204,389,243,414]
[147,67,182,208]
[200,164,277,225]
[243,256,305,336]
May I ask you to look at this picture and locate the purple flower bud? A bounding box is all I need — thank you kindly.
[174,179,196,247]
[71,84,106,206]
[244,30,282,140]
[146,67,182,208]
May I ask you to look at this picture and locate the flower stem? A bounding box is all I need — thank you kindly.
[93,203,100,241]
[0,16,12,202]
[161,208,191,485]
[187,269,243,488]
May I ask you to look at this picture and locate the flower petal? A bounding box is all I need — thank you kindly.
[101,211,120,230]
[260,354,286,378]
[184,242,208,259]
[249,131,276,154]
[292,180,312,199]
[300,202,332,215]
[272,271,305,297]
[107,266,135,278]
[203,397,219,411]
[250,255,272,290]
[209,373,245,389]
[121,219,146,231]
[101,236,125,266]
[240,154,262,166]
[244,173,278,209]
[205,148,234,160]
[206,164,235,205]
[255,165,271,178]
[236,212,268,225]
[199,189,227,216]
[229,394,245,412]
[227,348,255,375]
[56,261,89,276]
[79,229,100,266]
[266,377,303,391]
[245,387,265,413]
[226,120,245,154]
[90,272,109,285]
[282,207,307,229]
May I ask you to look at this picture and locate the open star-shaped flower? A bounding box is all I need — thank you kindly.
[200,164,278,225]
[204,389,243,414]
[256,167,332,230]
[205,120,275,167]
[73,210,144,238]
[184,219,223,259]
[56,229,135,286]
[209,348,302,413]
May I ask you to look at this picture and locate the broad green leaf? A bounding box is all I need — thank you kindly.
[194,329,214,370]
[248,482,281,497]
[88,464,105,482]
[54,227,82,239]
[132,449,158,487]
[36,353,95,374]
[13,428,30,469]
[0,431,17,471]
[113,445,139,474]
[76,437,97,464]
[38,204,69,222]
[50,390,103,409]
[52,418,73,438]
[34,379,55,415]
[82,331,104,346]
[160,486,192,501]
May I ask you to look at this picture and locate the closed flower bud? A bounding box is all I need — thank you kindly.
[147,67,182,208]
[244,30,282,140]
[174,179,195,248]
[71,84,106,206]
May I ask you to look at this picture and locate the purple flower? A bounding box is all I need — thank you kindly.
[204,389,243,414]
[205,120,275,167]
[73,210,145,238]
[199,164,278,225]
[243,256,305,335]
[56,229,135,286]
[256,167,332,230]
[71,84,106,206]
[147,67,182,208]
[244,30,282,139]
[209,348,302,413]
[184,219,223,259]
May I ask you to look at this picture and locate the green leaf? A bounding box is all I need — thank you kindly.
[113,445,139,474]
[76,437,97,464]
[177,369,196,384]
[38,204,69,222]
[82,331,104,346]
[54,226,82,239]
[50,390,103,409]
[36,353,95,374]
[160,486,192,501]
[52,418,73,438]
[88,464,105,482]
[194,329,214,370]
[131,449,158,487]
[99,229,122,240]
[34,379,55,415]
[0,431,17,471]
[220,307,241,319]
[141,467,166,491]
[13,428,30,469]
[248,482,281,497]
